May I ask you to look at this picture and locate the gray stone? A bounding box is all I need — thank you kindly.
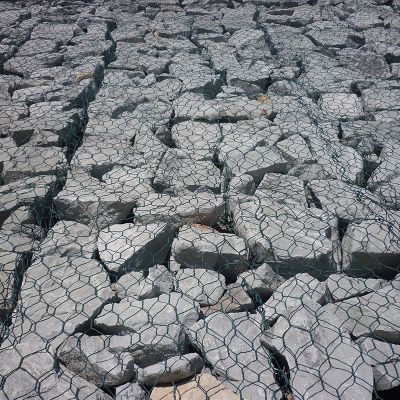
[154,149,221,193]
[95,292,200,335]
[12,256,113,348]
[375,176,400,210]
[259,273,326,322]
[171,121,221,161]
[70,138,148,178]
[35,220,96,259]
[237,263,286,301]
[171,224,248,280]
[276,135,314,165]
[0,175,57,224]
[306,179,386,223]
[319,93,364,120]
[137,353,204,386]
[188,312,279,400]
[0,336,112,400]
[254,173,308,207]
[114,270,144,301]
[234,198,339,278]
[133,191,224,228]
[342,217,400,277]
[54,169,133,229]
[2,146,67,183]
[357,337,400,391]
[201,282,254,316]
[324,282,400,343]
[102,165,155,204]
[137,264,175,300]
[326,274,386,302]
[176,268,226,306]
[261,301,373,400]
[97,223,174,275]
[58,334,136,387]
[116,383,147,400]
[363,88,400,112]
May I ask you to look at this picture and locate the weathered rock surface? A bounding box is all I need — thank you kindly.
[342,217,400,277]
[175,268,226,306]
[237,263,286,301]
[234,198,339,278]
[357,337,400,391]
[137,353,204,386]
[259,273,326,322]
[97,223,174,275]
[58,334,136,387]
[188,312,280,400]
[171,224,248,279]
[261,301,373,399]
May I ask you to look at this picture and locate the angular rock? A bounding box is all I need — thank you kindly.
[342,217,400,277]
[97,223,174,275]
[176,268,226,306]
[58,334,136,387]
[35,220,96,259]
[276,134,314,165]
[254,173,308,207]
[363,88,400,113]
[0,335,112,400]
[54,169,133,229]
[188,312,279,400]
[357,337,400,391]
[171,224,248,280]
[261,301,373,399]
[116,382,147,400]
[137,264,175,300]
[171,121,221,161]
[259,273,326,322]
[237,263,286,302]
[2,146,67,183]
[326,273,386,302]
[201,282,254,316]
[319,92,364,120]
[95,292,200,335]
[133,191,224,228]
[306,179,386,223]
[115,270,144,300]
[234,198,339,278]
[12,256,113,347]
[324,282,400,343]
[138,353,204,386]
[153,149,221,193]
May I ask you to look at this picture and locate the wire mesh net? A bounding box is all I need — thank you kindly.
[0,0,400,399]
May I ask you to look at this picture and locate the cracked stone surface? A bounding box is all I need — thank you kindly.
[0,0,399,399]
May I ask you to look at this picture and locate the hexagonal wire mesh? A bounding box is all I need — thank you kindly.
[0,0,400,399]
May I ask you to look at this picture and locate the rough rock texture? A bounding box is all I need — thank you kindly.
[1,0,399,398]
